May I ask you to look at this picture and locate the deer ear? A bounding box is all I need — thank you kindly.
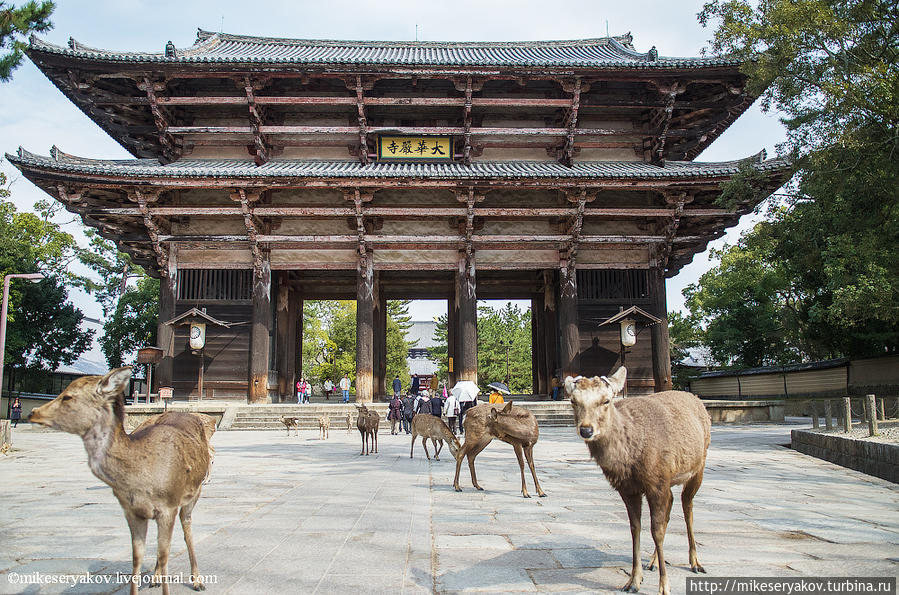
[97,367,132,401]
[607,367,627,395]
[502,401,512,413]
[563,376,579,396]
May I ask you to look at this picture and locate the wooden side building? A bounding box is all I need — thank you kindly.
[8,31,787,402]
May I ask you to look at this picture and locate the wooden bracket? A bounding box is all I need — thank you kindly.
[244,77,269,165]
[354,75,369,165]
[560,77,582,166]
[128,188,168,275]
[229,189,266,276]
[139,76,181,163]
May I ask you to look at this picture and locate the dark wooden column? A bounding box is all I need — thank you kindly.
[456,253,478,382]
[249,256,272,403]
[543,270,559,386]
[286,288,301,402]
[355,253,374,402]
[558,262,580,379]
[372,274,387,400]
[275,275,290,403]
[649,268,673,391]
[447,296,456,386]
[532,295,546,395]
[156,247,177,391]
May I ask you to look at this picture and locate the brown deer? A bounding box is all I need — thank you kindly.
[356,404,379,455]
[318,414,330,440]
[281,415,300,437]
[452,401,546,498]
[28,368,214,594]
[345,411,353,434]
[410,414,460,461]
[566,367,711,595]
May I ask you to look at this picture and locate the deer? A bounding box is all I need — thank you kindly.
[27,367,214,595]
[318,414,330,440]
[281,415,300,437]
[410,414,460,461]
[345,411,353,434]
[565,367,711,595]
[356,404,379,455]
[452,401,546,498]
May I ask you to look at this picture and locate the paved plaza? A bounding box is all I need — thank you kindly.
[1,422,897,594]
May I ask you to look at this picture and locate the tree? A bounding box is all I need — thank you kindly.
[1,189,92,373]
[385,300,413,390]
[687,0,899,362]
[0,1,54,82]
[100,276,159,368]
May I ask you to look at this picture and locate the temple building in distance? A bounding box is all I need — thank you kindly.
[7,31,787,402]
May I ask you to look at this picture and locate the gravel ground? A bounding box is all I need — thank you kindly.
[815,419,899,444]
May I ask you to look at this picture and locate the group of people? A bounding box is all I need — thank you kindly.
[386,374,482,436]
[296,374,352,404]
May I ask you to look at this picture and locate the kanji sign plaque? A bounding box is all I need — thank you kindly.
[377,135,453,161]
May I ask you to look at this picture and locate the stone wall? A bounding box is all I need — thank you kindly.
[791,429,898,483]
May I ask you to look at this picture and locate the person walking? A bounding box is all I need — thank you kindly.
[10,397,22,428]
[430,389,444,418]
[488,388,505,404]
[551,374,561,401]
[297,377,310,404]
[323,378,334,401]
[339,374,351,403]
[410,375,420,396]
[415,390,430,415]
[388,394,403,435]
[429,374,438,395]
[442,389,459,435]
[401,393,415,434]
[392,375,402,398]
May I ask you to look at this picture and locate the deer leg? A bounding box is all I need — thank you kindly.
[124,510,148,595]
[647,488,673,595]
[524,444,546,497]
[152,508,177,595]
[646,491,672,571]
[422,436,431,460]
[682,471,706,574]
[466,441,490,491]
[372,429,378,453]
[179,498,205,591]
[453,444,468,491]
[434,439,443,461]
[513,443,530,498]
[620,492,643,593]
[410,431,417,458]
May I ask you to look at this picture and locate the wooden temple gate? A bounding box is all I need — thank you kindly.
[9,31,787,402]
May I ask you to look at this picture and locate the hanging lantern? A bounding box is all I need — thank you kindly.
[189,322,206,350]
[620,318,636,347]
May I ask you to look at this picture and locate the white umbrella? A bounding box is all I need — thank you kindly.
[451,380,480,403]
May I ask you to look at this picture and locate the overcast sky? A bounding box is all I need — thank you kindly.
[0,0,787,330]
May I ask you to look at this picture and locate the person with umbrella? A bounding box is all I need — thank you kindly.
[450,380,480,435]
[487,381,511,404]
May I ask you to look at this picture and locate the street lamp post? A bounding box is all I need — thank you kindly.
[0,273,45,409]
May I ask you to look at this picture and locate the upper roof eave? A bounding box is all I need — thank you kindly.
[27,31,742,71]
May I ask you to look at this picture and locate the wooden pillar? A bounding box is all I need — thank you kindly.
[456,253,478,382]
[543,270,559,387]
[533,295,547,395]
[275,274,290,403]
[249,256,272,403]
[286,289,300,403]
[156,247,177,392]
[447,296,457,386]
[356,253,374,402]
[649,268,673,391]
[372,275,387,400]
[558,262,579,379]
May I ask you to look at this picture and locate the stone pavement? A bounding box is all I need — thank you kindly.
[1,423,897,594]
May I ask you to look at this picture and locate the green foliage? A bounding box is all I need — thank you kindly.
[385,300,413,392]
[0,1,54,82]
[4,274,93,370]
[688,0,899,363]
[100,276,159,368]
[1,186,92,372]
[429,303,533,393]
[78,231,144,316]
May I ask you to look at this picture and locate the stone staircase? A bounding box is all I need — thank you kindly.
[225,401,574,431]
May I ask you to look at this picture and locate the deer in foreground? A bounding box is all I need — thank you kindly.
[28,368,215,594]
[566,367,711,595]
[453,401,546,498]
[356,404,379,455]
[281,415,300,437]
[318,414,330,440]
[410,414,460,461]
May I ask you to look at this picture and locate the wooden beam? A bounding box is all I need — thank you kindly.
[164,125,631,137]
[249,254,272,403]
[650,81,686,163]
[138,77,181,163]
[229,189,265,274]
[129,189,168,273]
[355,252,374,402]
[560,78,581,166]
[244,78,269,165]
[463,76,473,164]
[354,76,369,164]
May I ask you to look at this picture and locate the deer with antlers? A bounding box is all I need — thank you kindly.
[28,368,214,594]
[453,401,546,498]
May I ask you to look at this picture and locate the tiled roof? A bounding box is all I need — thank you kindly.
[7,148,787,181]
[28,30,739,69]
